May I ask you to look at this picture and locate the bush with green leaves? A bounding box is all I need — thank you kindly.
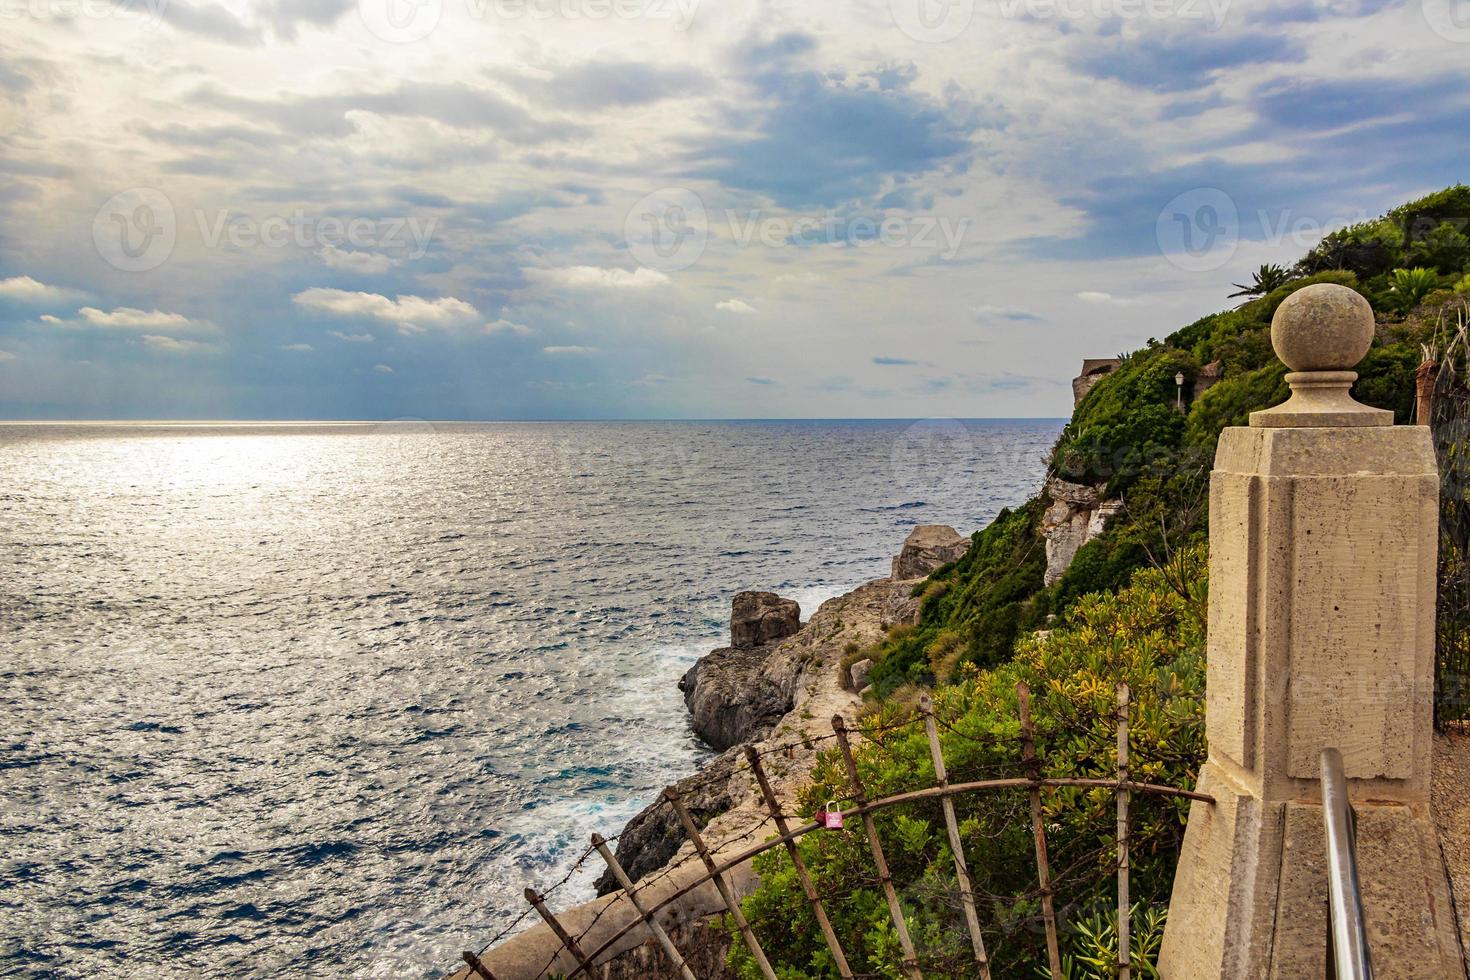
[730,550,1208,979]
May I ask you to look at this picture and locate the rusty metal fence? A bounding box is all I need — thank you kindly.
[462,681,1212,980]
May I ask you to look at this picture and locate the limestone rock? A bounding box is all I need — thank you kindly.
[890,524,970,580]
[679,644,795,751]
[730,591,800,649]
[592,749,738,895]
[1041,478,1119,586]
[1072,357,1121,407]
[848,658,874,690]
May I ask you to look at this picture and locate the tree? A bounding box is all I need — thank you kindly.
[1228,263,1291,300]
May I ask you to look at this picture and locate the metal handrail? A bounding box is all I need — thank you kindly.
[1321,747,1374,980]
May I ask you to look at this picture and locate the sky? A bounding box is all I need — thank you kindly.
[0,0,1467,419]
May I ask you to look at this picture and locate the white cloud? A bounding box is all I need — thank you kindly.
[70,307,214,331]
[0,350,15,361]
[293,288,480,334]
[281,343,314,352]
[715,299,757,314]
[524,266,670,290]
[1075,291,1140,306]
[542,345,599,354]
[315,245,396,275]
[373,363,394,373]
[0,276,71,302]
[142,335,208,352]
[485,318,532,335]
[329,330,375,343]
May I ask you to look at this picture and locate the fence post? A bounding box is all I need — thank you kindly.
[460,950,498,980]
[832,714,924,980]
[524,887,595,978]
[664,786,780,980]
[590,833,698,980]
[1116,682,1131,980]
[743,745,855,979]
[919,693,992,979]
[1016,682,1063,980]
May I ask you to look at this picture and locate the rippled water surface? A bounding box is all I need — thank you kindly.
[0,419,1061,978]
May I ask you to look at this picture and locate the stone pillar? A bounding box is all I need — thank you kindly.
[1159,284,1463,979]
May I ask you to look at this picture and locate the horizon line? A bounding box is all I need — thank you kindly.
[0,416,1072,425]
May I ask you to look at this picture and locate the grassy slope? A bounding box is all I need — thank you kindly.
[869,184,1470,696]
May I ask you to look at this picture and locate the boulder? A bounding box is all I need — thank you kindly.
[848,658,874,691]
[890,525,970,580]
[730,591,801,649]
[679,645,795,751]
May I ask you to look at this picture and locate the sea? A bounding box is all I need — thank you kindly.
[0,419,1062,978]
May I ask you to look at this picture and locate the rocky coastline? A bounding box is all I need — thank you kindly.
[458,525,965,979]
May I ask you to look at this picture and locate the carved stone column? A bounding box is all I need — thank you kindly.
[1159,284,1463,978]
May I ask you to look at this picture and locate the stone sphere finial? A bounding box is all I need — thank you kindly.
[1270,283,1375,372]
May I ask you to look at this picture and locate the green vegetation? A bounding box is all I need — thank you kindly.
[731,550,1207,979]
[736,185,1470,977]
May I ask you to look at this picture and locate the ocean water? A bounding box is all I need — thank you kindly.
[0,419,1061,978]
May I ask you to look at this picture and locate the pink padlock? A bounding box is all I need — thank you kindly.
[821,801,844,829]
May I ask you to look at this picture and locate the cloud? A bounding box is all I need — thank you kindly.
[316,245,396,275]
[0,350,14,361]
[716,299,757,314]
[159,0,262,44]
[281,342,314,351]
[972,304,1043,322]
[142,335,209,352]
[1073,30,1305,93]
[688,31,978,208]
[1076,291,1141,305]
[72,307,213,331]
[373,363,394,373]
[873,356,918,366]
[329,330,375,343]
[193,82,583,143]
[502,60,710,110]
[485,318,532,334]
[293,288,480,333]
[745,376,778,385]
[542,345,599,354]
[0,275,71,302]
[524,266,670,289]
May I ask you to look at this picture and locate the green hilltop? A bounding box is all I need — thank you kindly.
[868,183,1470,697]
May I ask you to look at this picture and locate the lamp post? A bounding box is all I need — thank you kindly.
[1175,371,1185,411]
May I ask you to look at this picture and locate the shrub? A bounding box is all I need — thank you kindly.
[730,550,1208,979]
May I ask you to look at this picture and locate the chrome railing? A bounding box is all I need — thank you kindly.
[1321,747,1373,980]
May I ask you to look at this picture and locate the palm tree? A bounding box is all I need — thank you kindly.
[1228,263,1292,300]
[1389,267,1440,313]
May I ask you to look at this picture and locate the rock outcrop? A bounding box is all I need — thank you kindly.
[1072,358,1121,407]
[890,524,971,580]
[730,591,801,648]
[1041,476,1120,586]
[679,643,796,752]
